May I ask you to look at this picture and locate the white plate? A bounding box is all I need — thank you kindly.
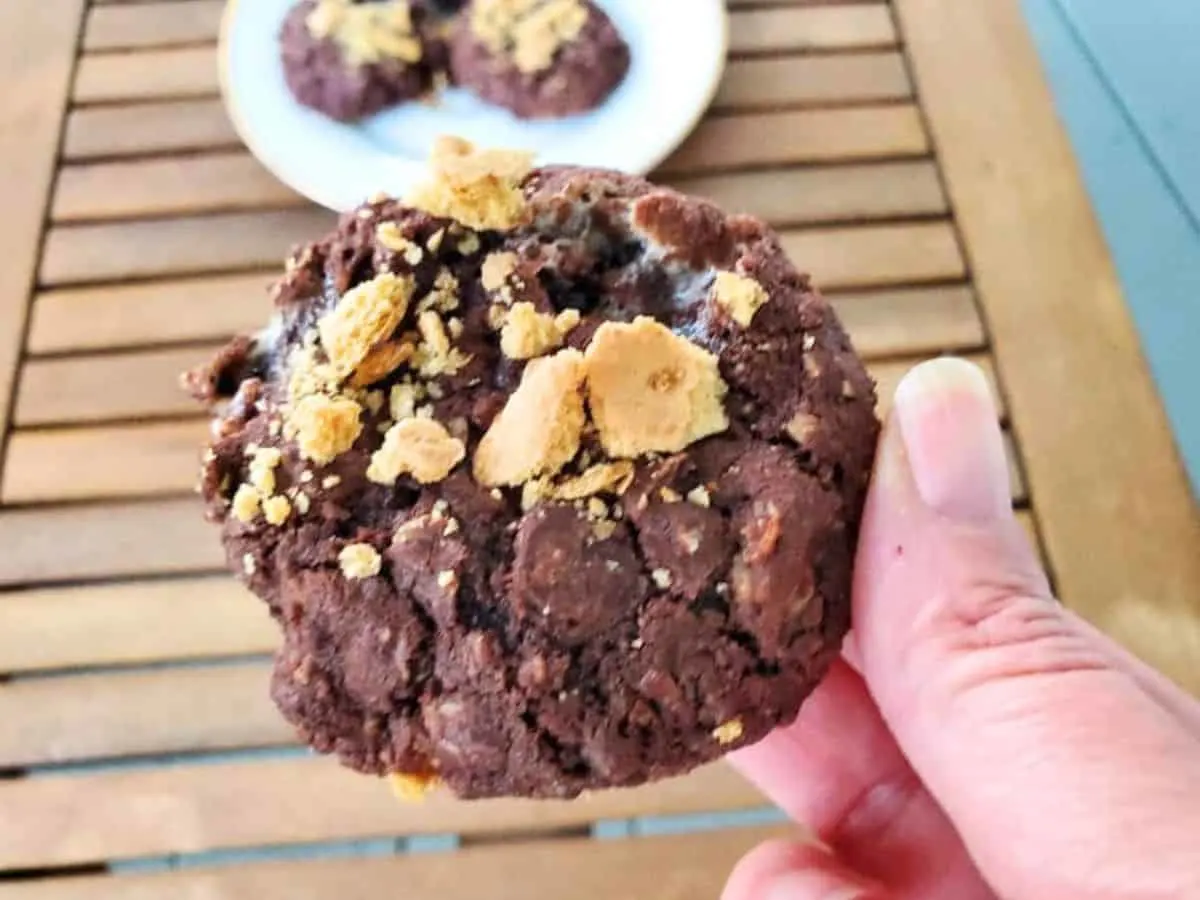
[220,0,728,212]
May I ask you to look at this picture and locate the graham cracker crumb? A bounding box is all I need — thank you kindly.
[231,484,261,523]
[242,553,256,576]
[367,418,466,485]
[680,529,701,555]
[390,381,423,420]
[287,394,363,464]
[388,772,440,803]
[469,0,588,74]
[318,273,414,378]
[785,412,819,445]
[584,317,729,458]
[413,309,471,377]
[263,494,292,526]
[286,338,340,402]
[499,303,580,360]
[306,0,423,67]
[687,485,712,508]
[294,492,312,515]
[339,543,382,579]
[713,718,744,745]
[651,568,673,590]
[659,486,682,504]
[481,251,519,292]
[376,222,425,266]
[553,461,635,501]
[436,569,457,588]
[247,447,283,495]
[427,228,446,252]
[712,271,770,327]
[406,137,533,232]
[417,269,460,315]
[457,231,481,255]
[322,475,342,489]
[474,349,586,486]
[592,519,618,541]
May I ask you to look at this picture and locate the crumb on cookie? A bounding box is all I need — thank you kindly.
[469,0,588,74]
[318,273,414,378]
[552,461,635,501]
[584,316,729,458]
[339,543,382,579]
[306,0,423,67]
[286,394,364,464]
[712,271,770,327]
[712,718,744,745]
[499,302,580,360]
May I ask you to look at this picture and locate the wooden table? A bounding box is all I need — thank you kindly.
[1,0,1197,894]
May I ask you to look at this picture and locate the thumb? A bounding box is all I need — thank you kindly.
[722,838,886,900]
[853,357,1200,900]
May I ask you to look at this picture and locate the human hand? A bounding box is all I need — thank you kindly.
[722,357,1200,900]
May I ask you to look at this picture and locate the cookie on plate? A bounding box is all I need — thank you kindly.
[187,138,879,800]
[280,0,441,122]
[449,0,630,119]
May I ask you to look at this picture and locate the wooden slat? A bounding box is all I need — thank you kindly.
[2,420,208,504]
[715,51,911,111]
[0,498,220,586]
[895,0,1200,694]
[667,159,947,227]
[15,344,221,426]
[660,105,928,175]
[0,828,785,900]
[63,98,239,161]
[27,272,272,356]
[729,4,896,54]
[0,663,288,769]
[73,46,218,104]
[0,758,766,871]
[781,221,966,290]
[0,0,85,471]
[0,577,272,675]
[82,0,222,52]
[832,285,985,358]
[52,152,304,222]
[39,208,335,287]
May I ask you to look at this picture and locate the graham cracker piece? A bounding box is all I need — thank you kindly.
[339,543,382,579]
[473,348,586,486]
[552,460,635,501]
[306,0,423,67]
[499,302,580,360]
[349,340,415,388]
[367,418,466,485]
[584,317,729,457]
[712,718,744,745]
[481,251,519,292]
[317,273,414,378]
[406,137,534,232]
[469,0,588,74]
[388,772,440,803]
[712,271,770,327]
[286,394,364,464]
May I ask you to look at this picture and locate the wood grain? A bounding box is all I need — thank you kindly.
[661,105,929,175]
[15,344,222,426]
[0,758,766,871]
[63,99,241,161]
[832,286,985,358]
[0,828,783,900]
[28,272,273,355]
[895,0,1200,693]
[39,208,335,286]
[729,4,896,54]
[667,159,947,227]
[0,0,85,472]
[0,663,288,769]
[0,498,220,586]
[0,577,272,675]
[83,0,222,52]
[714,52,911,111]
[52,152,304,222]
[73,46,218,104]
[780,221,965,290]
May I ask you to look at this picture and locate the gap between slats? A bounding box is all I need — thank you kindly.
[0,826,778,898]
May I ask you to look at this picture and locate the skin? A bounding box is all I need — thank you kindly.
[722,357,1200,900]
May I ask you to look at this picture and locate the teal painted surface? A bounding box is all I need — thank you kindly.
[1022,0,1200,497]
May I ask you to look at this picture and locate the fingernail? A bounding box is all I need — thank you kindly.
[766,873,866,900]
[893,357,1011,523]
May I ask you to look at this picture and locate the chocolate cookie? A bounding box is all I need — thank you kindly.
[449,0,630,119]
[188,139,879,800]
[281,0,441,122]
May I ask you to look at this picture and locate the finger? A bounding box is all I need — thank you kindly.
[731,660,992,897]
[853,358,1200,899]
[722,838,886,900]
